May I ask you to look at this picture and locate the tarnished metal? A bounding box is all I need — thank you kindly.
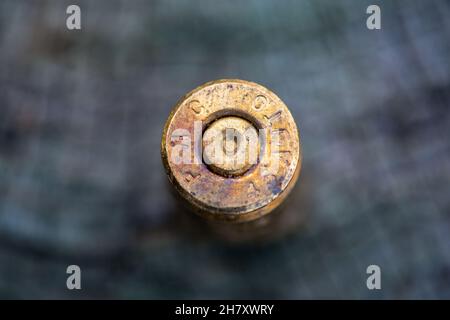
[161,79,302,223]
[202,116,260,177]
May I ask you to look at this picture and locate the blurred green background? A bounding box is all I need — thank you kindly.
[0,0,449,298]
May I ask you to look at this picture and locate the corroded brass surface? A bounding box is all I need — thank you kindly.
[202,116,259,177]
[161,79,302,223]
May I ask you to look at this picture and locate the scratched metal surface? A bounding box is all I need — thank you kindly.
[0,0,449,299]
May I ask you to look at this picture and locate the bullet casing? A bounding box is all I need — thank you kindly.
[161,79,302,223]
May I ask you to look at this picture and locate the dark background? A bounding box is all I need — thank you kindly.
[0,0,449,299]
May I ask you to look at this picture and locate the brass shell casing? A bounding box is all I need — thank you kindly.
[161,79,302,223]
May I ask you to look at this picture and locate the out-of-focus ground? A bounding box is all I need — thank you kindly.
[0,0,449,299]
